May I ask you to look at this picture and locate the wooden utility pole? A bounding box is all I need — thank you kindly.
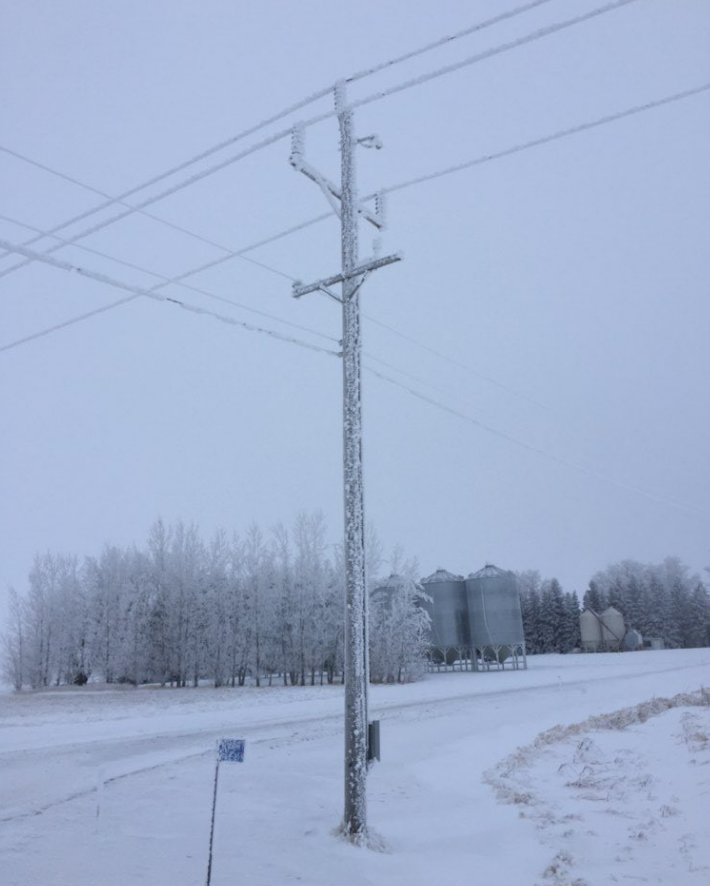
[290,81,400,838]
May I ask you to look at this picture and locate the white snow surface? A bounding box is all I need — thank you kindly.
[2,649,709,885]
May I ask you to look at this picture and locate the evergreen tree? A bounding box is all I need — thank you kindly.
[583,580,605,613]
[686,584,710,648]
[561,592,581,652]
[540,579,565,653]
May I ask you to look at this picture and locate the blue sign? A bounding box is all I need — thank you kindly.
[217,739,245,763]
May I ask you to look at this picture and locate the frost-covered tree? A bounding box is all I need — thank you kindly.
[1,588,25,690]
[369,556,430,683]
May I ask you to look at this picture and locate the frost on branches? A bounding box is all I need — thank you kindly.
[369,560,431,684]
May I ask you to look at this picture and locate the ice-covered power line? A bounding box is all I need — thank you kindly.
[4,226,700,517]
[362,350,534,417]
[0,0,639,284]
[6,75,702,382]
[0,235,340,359]
[0,0,554,268]
[0,83,335,268]
[365,366,706,518]
[345,0,559,85]
[0,295,140,355]
[6,71,703,309]
[367,80,710,199]
[0,212,338,346]
[0,125,307,282]
[0,143,296,284]
[364,314,548,409]
[349,0,642,115]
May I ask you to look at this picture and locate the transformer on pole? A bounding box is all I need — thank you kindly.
[289,81,401,838]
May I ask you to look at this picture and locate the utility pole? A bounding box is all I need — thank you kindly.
[290,81,400,839]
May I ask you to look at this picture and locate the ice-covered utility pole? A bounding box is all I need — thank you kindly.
[290,81,400,839]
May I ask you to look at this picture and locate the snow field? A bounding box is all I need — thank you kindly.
[1,649,709,885]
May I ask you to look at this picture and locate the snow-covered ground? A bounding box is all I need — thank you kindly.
[1,649,709,886]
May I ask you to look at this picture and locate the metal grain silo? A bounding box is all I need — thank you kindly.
[420,569,469,667]
[465,564,526,669]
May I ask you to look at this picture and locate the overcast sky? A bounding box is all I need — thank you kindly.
[1,0,708,623]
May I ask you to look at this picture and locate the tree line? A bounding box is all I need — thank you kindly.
[1,514,429,691]
[518,556,710,654]
[3,514,708,690]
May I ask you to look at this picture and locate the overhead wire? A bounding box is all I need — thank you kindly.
[348,0,642,113]
[3,225,700,517]
[367,80,710,199]
[344,0,559,84]
[0,211,339,346]
[4,73,703,405]
[0,295,140,355]
[361,349,543,420]
[0,83,334,269]
[6,72,704,362]
[364,366,706,518]
[0,126,309,282]
[0,0,640,283]
[0,235,340,358]
[0,0,556,271]
[0,142,301,285]
[364,315,549,408]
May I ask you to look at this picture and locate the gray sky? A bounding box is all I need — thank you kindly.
[1,0,708,622]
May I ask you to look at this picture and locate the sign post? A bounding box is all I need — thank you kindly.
[206,739,245,886]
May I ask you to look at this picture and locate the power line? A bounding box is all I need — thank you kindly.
[5,75,702,383]
[0,0,551,278]
[0,235,340,359]
[362,350,543,420]
[350,0,642,114]
[0,0,554,270]
[365,365,706,517]
[369,80,710,199]
[3,222,700,518]
[0,126,304,282]
[345,0,559,84]
[0,83,334,267]
[363,315,549,408]
[0,0,640,284]
[0,295,140,355]
[0,211,339,345]
[6,71,703,330]
[0,142,298,285]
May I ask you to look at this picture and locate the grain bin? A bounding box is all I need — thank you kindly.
[420,569,469,665]
[465,564,526,669]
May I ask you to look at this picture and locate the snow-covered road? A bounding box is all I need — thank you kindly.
[2,649,709,885]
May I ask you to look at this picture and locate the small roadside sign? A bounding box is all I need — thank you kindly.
[217,738,245,763]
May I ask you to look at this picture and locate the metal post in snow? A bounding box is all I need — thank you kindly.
[337,80,369,839]
[205,758,220,886]
[206,739,245,885]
